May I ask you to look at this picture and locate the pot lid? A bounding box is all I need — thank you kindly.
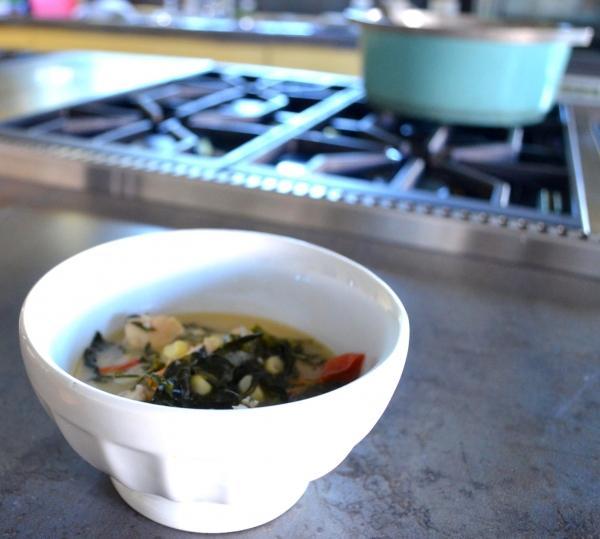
[346,8,594,46]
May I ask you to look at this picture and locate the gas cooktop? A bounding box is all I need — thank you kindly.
[0,61,592,238]
[0,64,356,169]
[239,101,582,228]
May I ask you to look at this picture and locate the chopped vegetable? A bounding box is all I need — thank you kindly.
[250,385,265,402]
[238,374,253,394]
[162,340,190,362]
[265,355,284,375]
[320,353,365,384]
[124,315,184,351]
[98,358,141,375]
[191,374,212,396]
[203,335,223,354]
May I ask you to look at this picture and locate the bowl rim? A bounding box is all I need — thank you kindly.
[20,228,410,416]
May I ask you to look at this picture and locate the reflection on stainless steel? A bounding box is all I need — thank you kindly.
[0,52,210,122]
[427,126,450,155]
[568,106,600,236]
[0,61,598,278]
[348,8,594,45]
[450,128,524,163]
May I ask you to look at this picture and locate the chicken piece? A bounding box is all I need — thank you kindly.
[124,314,184,351]
[161,340,190,365]
[231,325,252,337]
[202,334,224,354]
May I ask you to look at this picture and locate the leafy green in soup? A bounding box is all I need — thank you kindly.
[73,313,365,409]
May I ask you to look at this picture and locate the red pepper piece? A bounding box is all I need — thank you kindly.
[98,358,141,375]
[320,353,365,384]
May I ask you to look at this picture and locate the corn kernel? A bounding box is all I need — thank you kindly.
[203,335,223,354]
[264,355,284,375]
[250,385,265,402]
[238,374,253,394]
[162,340,190,362]
[191,374,212,396]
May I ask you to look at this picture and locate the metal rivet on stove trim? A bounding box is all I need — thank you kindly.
[292,182,310,197]
[187,166,202,178]
[577,231,589,240]
[230,172,246,185]
[108,155,122,167]
[326,188,343,202]
[361,195,377,207]
[308,184,327,200]
[344,193,360,205]
[275,178,294,195]
[451,209,469,220]
[276,179,294,194]
[216,171,231,183]
[398,201,415,212]
[201,168,216,181]
[175,163,190,176]
[260,177,278,191]
[119,156,134,168]
[145,160,160,171]
[245,175,262,188]
[130,158,145,170]
[160,162,173,174]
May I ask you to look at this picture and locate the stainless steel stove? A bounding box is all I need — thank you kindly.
[237,101,586,230]
[0,61,598,277]
[0,64,359,168]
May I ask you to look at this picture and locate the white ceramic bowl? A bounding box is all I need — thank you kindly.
[19,229,409,533]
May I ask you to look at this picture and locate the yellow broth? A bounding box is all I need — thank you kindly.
[73,312,335,406]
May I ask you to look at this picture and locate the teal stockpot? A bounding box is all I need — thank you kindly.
[349,9,593,126]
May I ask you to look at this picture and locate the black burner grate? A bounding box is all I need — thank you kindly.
[252,102,575,223]
[4,70,345,161]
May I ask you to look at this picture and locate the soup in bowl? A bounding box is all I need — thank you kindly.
[19,229,409,533]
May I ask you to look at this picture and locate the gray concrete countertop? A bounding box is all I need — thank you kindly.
[0,187,598,537]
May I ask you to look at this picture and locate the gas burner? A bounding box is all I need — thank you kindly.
[3,67,346,162]
[247,101,577,225]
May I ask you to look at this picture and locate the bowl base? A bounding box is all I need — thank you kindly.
[111,477,308,533]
